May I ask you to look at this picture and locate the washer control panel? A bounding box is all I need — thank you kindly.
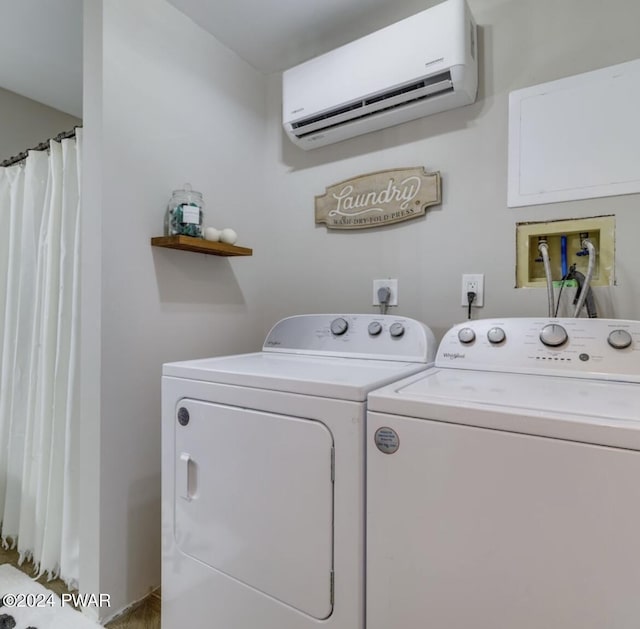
[437,318,640,382]
[263,314,436,363]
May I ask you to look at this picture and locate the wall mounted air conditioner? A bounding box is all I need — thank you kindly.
[282,0,478,150]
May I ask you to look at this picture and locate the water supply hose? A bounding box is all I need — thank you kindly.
[574,239,596,317]
[538,240,554,317]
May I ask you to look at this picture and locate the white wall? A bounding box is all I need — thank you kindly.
[79,0,103,617]
[81,0,640,618]
[0,87,81,162]
[82,0,267,618]
[263,0,640,339]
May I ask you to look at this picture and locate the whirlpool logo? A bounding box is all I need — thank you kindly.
[442,352,465,360]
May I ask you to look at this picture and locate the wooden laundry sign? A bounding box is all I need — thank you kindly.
[315,167,441,230]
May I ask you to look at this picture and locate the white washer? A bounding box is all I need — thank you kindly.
[367,317,640,629]
[161,313,436,629]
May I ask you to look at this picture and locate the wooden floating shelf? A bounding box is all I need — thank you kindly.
[151,235,253,257]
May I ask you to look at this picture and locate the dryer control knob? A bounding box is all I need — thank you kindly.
[540,324,568,347]
[458,327,476,344]
[608,329,633,349]
[330,317,349,336]
[487,327,506,344]
[368,321,383,336]
[389,322,405,338]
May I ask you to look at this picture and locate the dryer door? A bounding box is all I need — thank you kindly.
[173,399,334,619]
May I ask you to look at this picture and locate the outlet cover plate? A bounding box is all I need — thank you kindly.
[373,279,398,306]
[461,273,484,307]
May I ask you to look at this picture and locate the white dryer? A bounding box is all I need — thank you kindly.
[367,317,640,629]
[161,313,436,629]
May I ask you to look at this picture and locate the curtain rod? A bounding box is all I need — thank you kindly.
[1,126,81,168]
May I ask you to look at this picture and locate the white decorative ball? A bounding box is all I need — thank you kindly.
[219,228,238,245]
[204,227,221,242]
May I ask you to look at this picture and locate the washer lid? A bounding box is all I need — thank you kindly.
[368,368,640,449]
[163,352,428,401]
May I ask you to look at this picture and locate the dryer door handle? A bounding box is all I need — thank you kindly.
[178,452,194,501]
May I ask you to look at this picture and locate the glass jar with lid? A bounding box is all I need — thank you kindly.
[165,183,204,237]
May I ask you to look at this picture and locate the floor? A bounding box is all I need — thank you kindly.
[0,543,161,628]
[104,591,161,629]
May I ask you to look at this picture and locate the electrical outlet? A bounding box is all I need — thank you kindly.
[373,279,398,306]
[461,274,484,307]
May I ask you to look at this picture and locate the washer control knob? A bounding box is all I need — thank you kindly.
[330,317,349,336]
[368,321,383,336]
[458,327,476,344]
[487,327,506,344]
[608,329,633,350]
[389,322,405,338]
[539,324,568,347]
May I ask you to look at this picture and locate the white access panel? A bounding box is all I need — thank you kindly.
[174,399,334,619]
[367,411,640,629]
[508,57,640,207]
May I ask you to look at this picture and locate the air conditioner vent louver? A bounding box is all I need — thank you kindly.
[292,101,364,130]
[292,71,454,139]
[364,75,447,105]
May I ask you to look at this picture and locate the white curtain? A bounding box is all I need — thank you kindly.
[0,130,82,587]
